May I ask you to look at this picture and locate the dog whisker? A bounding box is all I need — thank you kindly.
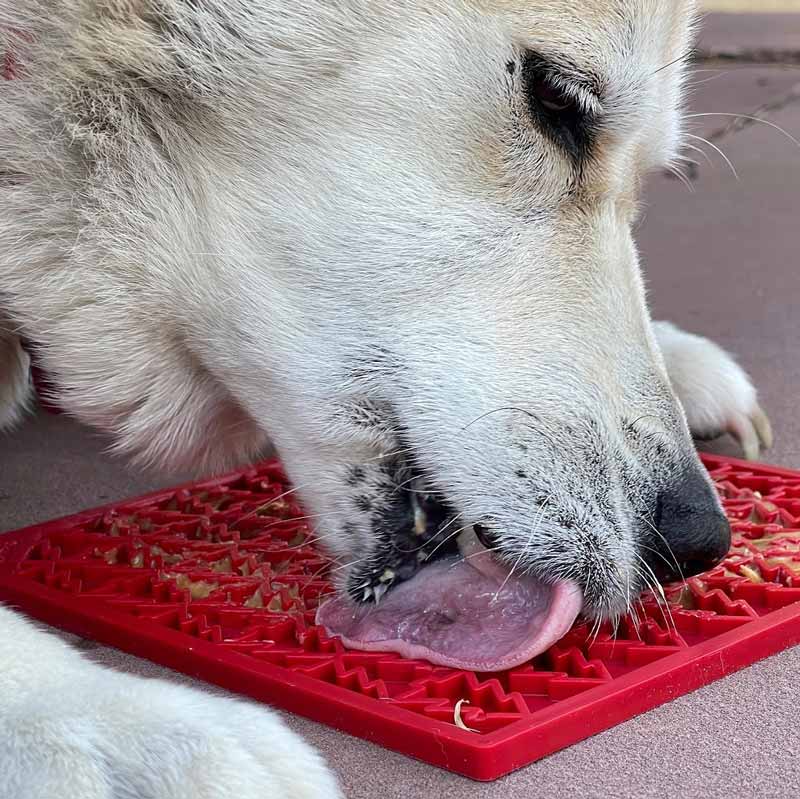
[633,554,677,636]
[685,133,739,180]
[686,112,800,149]
[671,154,701,167]
[363,447,418,464]
[411,520,472,562]
[633,511,688,588]
[686,70,730,88]
[231,481,325,528]
[491,496,551,603]
[393,513,466,556]
[652,50,691,76]
[326,556,373,576]
[682,141,715,167]
[665,164,695,192]
[445,539,506,571]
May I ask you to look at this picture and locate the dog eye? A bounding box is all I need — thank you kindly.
[520,54,595,162]
[529,78,573,114]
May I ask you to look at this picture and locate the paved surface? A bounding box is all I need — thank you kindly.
[2,13,800,799]
[696,10,800,60]
[703,2,800,15]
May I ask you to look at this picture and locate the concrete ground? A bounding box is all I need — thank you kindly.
[2,12,800,799]
[704,1,800,11]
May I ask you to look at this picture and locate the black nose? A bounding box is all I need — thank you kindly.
[645,464,731,583]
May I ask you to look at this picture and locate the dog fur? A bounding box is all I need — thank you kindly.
[0,1,771,795]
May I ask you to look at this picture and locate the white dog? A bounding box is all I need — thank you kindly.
[0,1,772,796]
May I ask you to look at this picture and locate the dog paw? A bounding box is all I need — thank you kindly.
[3,659,342,799]
[653,321,773,461]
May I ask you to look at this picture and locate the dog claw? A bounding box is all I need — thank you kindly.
[728,404,773,461]
[753,405,774,450]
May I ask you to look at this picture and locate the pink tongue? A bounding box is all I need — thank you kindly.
[316,530,583,672]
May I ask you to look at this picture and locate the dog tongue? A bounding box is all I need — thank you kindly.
[316,529,583,672]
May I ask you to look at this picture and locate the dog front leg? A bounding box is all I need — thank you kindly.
[652,320,772,460]
[0,605,342,799]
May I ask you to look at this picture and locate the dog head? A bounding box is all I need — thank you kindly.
[206,0,726,665]
[1,0,728,668]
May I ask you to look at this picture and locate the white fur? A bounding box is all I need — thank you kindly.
[653,321,772,460]
[0,607,341,798]
[0,0,772,795]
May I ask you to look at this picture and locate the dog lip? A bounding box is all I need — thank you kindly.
[473,523,498,550]
[346,475,460,603]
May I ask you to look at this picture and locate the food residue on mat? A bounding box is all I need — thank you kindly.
[170,573,218,600]
[739,565,763,584]
[454,699,478,733]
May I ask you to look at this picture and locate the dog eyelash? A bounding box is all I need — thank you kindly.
[525,67,583,128]
[519,52,597,163]
[529,76,574,114]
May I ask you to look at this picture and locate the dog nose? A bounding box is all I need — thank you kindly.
[645,464,731,582]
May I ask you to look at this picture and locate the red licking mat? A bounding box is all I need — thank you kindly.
[2,453,800,781]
